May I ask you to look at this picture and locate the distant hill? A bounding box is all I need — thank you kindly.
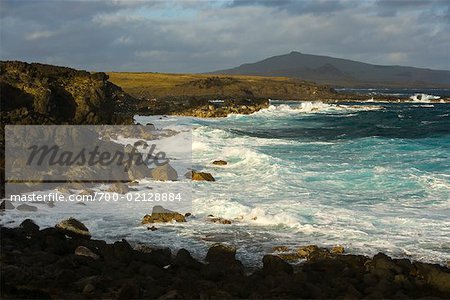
[107,72,337,102]
[211,51,450,88]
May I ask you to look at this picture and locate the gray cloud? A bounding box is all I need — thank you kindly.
[228,0,349,15]
[0,0,449,72]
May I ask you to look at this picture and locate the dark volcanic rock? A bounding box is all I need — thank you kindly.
[189,171,215,181]
[0,61,135,125]
[16,203,38,212]
[206,244,237,263]
[75,246,100,260]
[174,249,203,270]
[151,163,178,181]
[142,205,186,224]
[1,220,450,299]
[204,244,244,278]
[0,61,133,124]
[55,217,91,239]
[263,255,294,275]
[0,200,15,210]
[19,219,39,235]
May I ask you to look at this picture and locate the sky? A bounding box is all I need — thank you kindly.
[1,0,449,73]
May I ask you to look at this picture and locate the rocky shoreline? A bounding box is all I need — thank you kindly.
[2,61,450,299]
[1,218,450,299]
[2,61,448,122]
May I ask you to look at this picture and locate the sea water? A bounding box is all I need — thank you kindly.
[2,99,449,267]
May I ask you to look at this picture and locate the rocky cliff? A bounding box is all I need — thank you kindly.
[0,61,136,125]
[0,61,138,198]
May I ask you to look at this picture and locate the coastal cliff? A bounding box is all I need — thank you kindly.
[0,61,135,125]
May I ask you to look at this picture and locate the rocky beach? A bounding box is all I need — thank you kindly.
[1,61,450,299]
[3,0,450,298]
[1,218,450,299]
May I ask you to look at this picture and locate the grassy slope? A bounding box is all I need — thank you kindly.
[107,72,336,101]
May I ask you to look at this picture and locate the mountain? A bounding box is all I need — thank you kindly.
[211,51,450,88]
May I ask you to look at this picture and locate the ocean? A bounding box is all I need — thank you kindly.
[173,99,450,265]
[2,91,449,267]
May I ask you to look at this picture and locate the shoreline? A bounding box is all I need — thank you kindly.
[1,218,450,299]
[1,61,450,299]
[152,98,450,118]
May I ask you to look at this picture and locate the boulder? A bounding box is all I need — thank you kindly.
[75,246,100,260]
[16,204,38,212]
[372,253,402,274]
[278,253,301,261]
[331,245,345,254]
[55,218,91,239]
[0,200,15,210]
[212,160,227,166]
[297,245,332,260]
[142,205,186,224]
[204,244,244,277]
[262,255,293,275]
[117,281,140,299]
[414,262,450,294]
[107,182,129,194]
[206,244,237,263]
[101,239,134,264]
[190,171,215,181]
[151,163,178,181]
[174,249,202,270]
[19,219,40,235]
[83,283,95,294]
[127,158,152,181]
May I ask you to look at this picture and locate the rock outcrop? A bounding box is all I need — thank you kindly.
[186,170,215,181]
[142,205,186,224]
[0,200,15,210]
[0,61,135,125]
[151,163,178,181]
[2,221,450,299]
[55,217,91,239]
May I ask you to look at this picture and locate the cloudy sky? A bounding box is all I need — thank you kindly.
[1,0,449,72]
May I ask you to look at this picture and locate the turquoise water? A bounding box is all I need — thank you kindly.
[3,100,449,266]
[185,101,450,264]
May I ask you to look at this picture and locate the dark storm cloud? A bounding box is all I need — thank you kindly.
[0,0,449,72]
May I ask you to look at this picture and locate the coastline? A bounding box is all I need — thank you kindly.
[2,219,450,299]
[1,61,450,299]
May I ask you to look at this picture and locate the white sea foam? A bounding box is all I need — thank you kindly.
[3,104,449,266]
[409,93,441,103]
[251,102,383,117]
